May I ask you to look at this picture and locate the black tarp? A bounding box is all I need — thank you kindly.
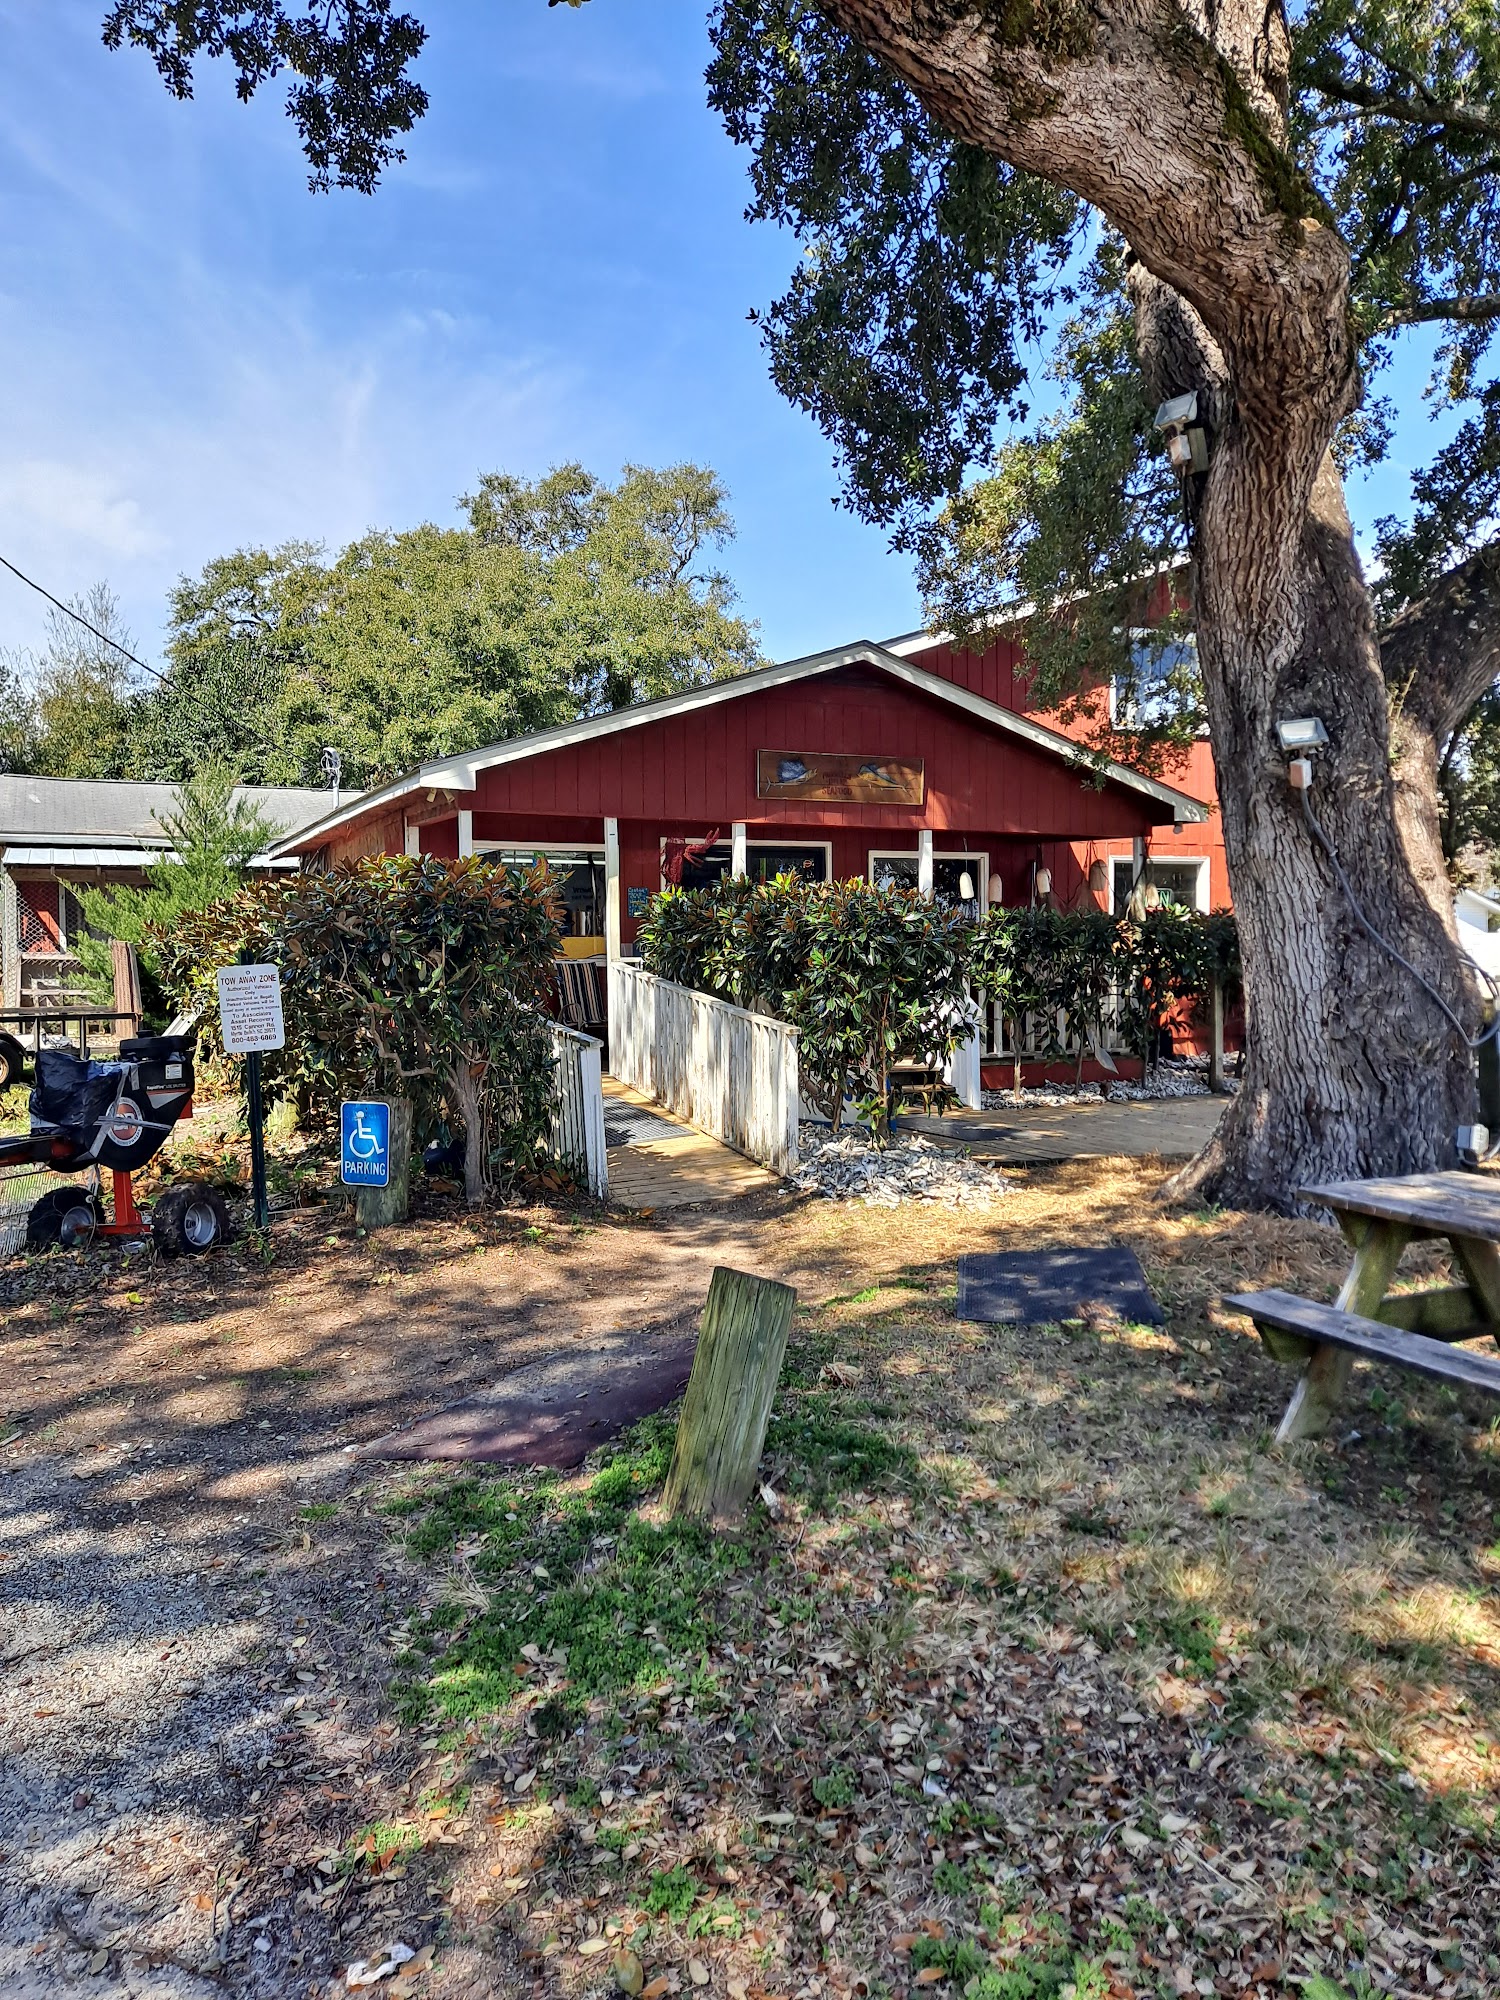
[30,1050,127,1154]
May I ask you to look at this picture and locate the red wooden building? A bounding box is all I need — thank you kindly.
[269,637,1209,962]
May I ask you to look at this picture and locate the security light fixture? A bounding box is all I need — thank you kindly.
[321,745,344,789]
[1153,391,1209,474]
[1457,1122,1490,1168]
[1275,717,1329,752]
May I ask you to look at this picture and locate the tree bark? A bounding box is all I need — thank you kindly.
[449,1058,488,1205]
[1383,547,1500,904]
[814,0,1488,1206]
[354,1095,413,1231]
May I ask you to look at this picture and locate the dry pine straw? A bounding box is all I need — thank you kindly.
[375,1164,1500,2000]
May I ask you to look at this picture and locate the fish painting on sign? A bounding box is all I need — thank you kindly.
[756,751,925,805]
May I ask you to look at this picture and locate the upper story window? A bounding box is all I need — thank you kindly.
[1109,631,1204,733]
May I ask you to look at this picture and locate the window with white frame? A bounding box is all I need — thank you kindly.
[1110,856,1209,914]
[665,841,831,891]
[1109,631,1205,733]
[868,850,988,918]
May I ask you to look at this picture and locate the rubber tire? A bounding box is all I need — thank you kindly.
[152,1183,230,1258]
[0,1034,27,1093]
[26,1187,105,1250]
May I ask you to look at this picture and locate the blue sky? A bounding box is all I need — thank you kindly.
[0,1,1451,675]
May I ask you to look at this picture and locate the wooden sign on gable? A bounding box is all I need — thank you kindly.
[756,750,924,805]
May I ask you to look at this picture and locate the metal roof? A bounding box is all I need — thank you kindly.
[2,844,297,872]
[268,640,1210,857]
[0,776,347,848]
[2,844,169,869]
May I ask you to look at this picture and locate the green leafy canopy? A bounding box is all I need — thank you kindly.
[15,462,760,789]
[155,853,565,1196]
[96,3,1500,777]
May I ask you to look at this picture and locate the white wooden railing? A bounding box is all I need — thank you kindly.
[608,961,800,1174]
[945,1016,984,1108]
[548,1024,609,1199]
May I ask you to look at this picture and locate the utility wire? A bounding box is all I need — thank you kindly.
[0,551,168,685]
[1,549,345,788]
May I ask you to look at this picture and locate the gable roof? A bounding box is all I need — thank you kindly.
[268,639,1208,856]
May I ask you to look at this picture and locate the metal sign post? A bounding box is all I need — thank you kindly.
[216,965,286,1234]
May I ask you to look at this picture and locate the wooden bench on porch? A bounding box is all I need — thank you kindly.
[1224,1172,1500,1442]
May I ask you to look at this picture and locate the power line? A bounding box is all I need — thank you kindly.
[0,550,345,790]
[0,551,168,685]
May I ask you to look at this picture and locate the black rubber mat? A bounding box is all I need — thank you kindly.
[957,1246,1163,1325]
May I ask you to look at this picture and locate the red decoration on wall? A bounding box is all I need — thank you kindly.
[663,829,721,886]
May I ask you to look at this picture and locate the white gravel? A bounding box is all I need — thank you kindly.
[981,1060,1227,1109]
[788,1127,1007,1207]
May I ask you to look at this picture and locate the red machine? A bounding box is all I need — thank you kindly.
[0,1034,229,1257]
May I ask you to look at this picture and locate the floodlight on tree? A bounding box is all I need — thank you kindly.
[1153,392,1208,474]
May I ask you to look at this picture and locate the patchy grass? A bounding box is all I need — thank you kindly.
[386,1165,1499,2000]
[390,1413,770,1726]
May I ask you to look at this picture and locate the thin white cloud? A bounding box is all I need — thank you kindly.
[0,458,165,563]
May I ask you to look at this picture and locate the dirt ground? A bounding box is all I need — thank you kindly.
[1,1144,1497,2000]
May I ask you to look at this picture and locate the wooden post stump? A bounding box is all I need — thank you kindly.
[1208,974,1226,1094]
[662,1266,797,1524]
[355,1097,413,1231]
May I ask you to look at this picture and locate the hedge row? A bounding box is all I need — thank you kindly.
[639,877,1239,1122]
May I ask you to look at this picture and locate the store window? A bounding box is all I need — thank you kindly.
[482,847,606,937]
[869,851,987,919]
[1111,857,1207,914]
[673,843,830,892]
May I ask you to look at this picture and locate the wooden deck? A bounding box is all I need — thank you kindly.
[897,1093,1224,1164]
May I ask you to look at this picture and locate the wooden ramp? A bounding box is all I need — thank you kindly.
[603,1075,780,1210]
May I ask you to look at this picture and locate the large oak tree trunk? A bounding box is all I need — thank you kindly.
[1176,451,1479,1205]
[815,0,1490,1205]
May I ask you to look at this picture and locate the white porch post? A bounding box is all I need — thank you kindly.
[604,817,622,963]
[917,828,934,897]
[731,822,748,879]
[457,810,474,858]
[404,819,420,859]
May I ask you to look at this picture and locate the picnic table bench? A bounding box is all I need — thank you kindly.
[1224,1172,1500,1442]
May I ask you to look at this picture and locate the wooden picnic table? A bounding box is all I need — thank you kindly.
[1225,1171,1500,1443]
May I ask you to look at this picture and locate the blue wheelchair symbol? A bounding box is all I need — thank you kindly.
[341,1101,391,1187]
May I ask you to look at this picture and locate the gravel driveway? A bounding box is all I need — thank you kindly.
[0,1190,794,1999]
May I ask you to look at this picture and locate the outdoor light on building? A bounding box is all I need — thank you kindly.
[1035,866,1052,897]
[958,870,976,903]
[1153,391,1209,474]
[988,872,1003,906]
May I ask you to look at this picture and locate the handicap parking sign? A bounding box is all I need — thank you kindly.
[340,1101,391,1187]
